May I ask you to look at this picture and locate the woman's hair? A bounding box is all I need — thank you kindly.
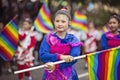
[23,18,33,24]
[110,13,120,23]
[54,8,71,20]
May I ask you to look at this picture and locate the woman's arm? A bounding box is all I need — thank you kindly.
[39,36,60,63]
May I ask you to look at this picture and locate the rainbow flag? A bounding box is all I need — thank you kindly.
[34,0,53,33]
[71,10,88,32]
[87,47,120,80]
[0,16,18,61]
[102,25,109,33]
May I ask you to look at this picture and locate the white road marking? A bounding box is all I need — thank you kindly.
[78,72,88,78]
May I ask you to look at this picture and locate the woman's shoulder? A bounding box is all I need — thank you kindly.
[102,32,110,36]
[66,33,83,46]
[66,33,79,41]
[102,31,120,39]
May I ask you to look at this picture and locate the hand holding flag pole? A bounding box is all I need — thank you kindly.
[14,46,120,74]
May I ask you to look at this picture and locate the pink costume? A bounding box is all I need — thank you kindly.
[40,33,82,80]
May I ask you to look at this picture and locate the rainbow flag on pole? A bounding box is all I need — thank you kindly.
[0,16,18,61]
[71,10,88,32]
[87,47,120,80]
[34,0,53,33]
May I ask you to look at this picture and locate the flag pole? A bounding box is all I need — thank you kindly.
[14,46,120,74]
[14,55,86,74]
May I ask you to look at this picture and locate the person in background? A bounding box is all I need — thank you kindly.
[15,18,36,80]
[39,8,82,80]
[84,21,101,68]
[33,31,43,66]
[101,13,120,50]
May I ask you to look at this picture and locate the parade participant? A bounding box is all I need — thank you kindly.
[33,31,43,66]
[39,8,82,80]
[84,21,101,53]
[84,21,101,68]
[101,13,120,50]
[16,18,36,80]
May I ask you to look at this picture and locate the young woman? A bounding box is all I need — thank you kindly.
[39,8,82,80]
[101,14,120,50]
[16,18,36,80]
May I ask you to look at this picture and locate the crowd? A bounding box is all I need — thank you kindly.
[0,0,120,80]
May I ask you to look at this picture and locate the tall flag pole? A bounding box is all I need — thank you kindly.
[87,47,120,80]
[0,16,18,61]
[71,10,88,32]
[34,0,53,33]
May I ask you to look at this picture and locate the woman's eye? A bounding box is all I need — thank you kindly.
[55,20,59,22]
[62,21,65,23]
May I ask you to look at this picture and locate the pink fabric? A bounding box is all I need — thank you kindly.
[50,44,70,55]
[69,42,83,47]
[44,33,74,79]
[106,32,120,47]
[47,33,71,56]
[44,67,72,80]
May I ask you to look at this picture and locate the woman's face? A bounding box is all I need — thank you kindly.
[23,21,31,30]
[108,18,119,32]
[54,14,70,32]
[88,22,95,29]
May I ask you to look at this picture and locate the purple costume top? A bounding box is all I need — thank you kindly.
[39,33,82,80]
[101,32,120,50]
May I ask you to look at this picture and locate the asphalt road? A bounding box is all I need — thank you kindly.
[0,59,89,80]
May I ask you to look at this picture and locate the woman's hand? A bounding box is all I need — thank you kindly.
[45,62,55,72]
[60,55,74,62]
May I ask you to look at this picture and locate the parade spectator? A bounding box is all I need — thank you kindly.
[101,13,120,50]
[39,8,82,80]
[15,18,36,80]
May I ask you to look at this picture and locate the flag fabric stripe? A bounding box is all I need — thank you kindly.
[0,16,18,61]
[3,28,18,45]
[0,38,14,53]
[5,25,18,39]
[114,49,120,80]
[87,47,120,80]
[93,54,98,80]
[34,0,53,33]
[0,43,13,60]
[102,25,109,33]
[34,17,51,33]
[104,51,109,80]
[0,52,9,61]
[37,14,53,30]
[71,21,87,31]
[71,10,88,32]
[0,35,16,50]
